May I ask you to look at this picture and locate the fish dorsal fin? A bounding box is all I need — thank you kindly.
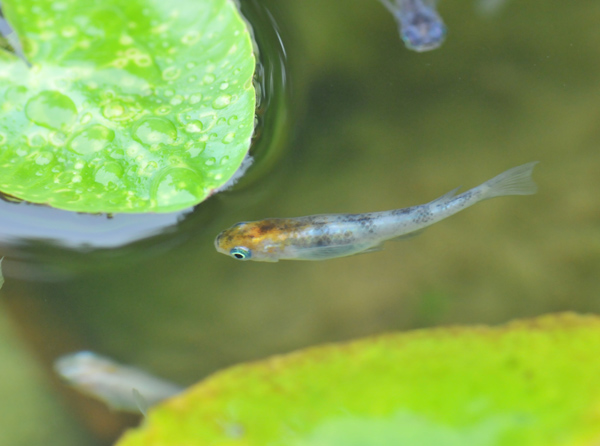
[132,388,149,417]
[429,186,461,207]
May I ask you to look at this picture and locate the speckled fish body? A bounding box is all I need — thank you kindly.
[54,351,183,413]
[215,163,538,262]
[379,0,446,52]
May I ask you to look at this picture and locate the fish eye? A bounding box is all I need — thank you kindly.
[230,247,251,260]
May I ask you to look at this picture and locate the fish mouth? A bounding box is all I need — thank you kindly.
[214,232,223,250]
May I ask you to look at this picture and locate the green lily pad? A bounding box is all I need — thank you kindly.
[116,313,600,446]
[0,0,255,213]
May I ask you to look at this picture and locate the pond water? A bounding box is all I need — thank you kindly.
[1,0,600,444]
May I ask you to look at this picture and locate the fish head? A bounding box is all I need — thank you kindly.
[54,351,118,396]
[214,219,288,262]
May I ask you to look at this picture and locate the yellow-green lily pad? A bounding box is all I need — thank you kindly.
[116,313,600,446]
[0,0,255,213]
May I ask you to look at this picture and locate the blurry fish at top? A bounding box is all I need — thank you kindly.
[0,1,31,67]
[379,0,446,52]
[54,351,184,414]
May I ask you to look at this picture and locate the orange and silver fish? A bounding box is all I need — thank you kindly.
[215,162,538,262]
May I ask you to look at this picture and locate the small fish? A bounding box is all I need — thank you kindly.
[215,162,538,262]
[54,351,184,414]
[379,0,446,52]
[0,1,31,67]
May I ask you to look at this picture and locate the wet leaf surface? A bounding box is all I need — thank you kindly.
[0,0,255,213]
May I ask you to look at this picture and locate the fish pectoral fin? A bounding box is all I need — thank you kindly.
[325,243,385,258]
[389,228,426,241]
[132,388,149,417]
[295,245,360,260]
[356,243,385,254]
[295,242,389,260]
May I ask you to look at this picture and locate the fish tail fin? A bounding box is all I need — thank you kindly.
[480,161,539,200]
[378,0,397,14]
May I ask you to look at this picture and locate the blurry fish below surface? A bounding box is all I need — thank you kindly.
[215,162,538,262]
[54,351,184,414]
[0,1,30,67]
[379,0,446,52]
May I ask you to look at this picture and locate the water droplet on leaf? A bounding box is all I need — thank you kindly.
[189,94,202,104]
[102,102,125,119]
[222,132,235,144]
[151,167,203,207]
[155,105,172,115]
[185,120,203,133]
[80,113,93,125]
[95,162,124,186]
[170,95,184,106]
[162,67,181,81]
[34,152,54,166]
[28,133,47,147]
[49,131,67,146]
[68,125,115,155]
[187,142,205,157]
[181,31,200,45]
[61,25,77,38]
[25,91,77,131]
[132,117,177,146]
[212,94,231,110]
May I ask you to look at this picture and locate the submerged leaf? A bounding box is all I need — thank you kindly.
[0,0,255,213]
[116,313,600,446]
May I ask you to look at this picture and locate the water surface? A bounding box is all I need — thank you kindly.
[1,0,600,444]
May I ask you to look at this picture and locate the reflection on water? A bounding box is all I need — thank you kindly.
[237,0,291,188]
[0,199,189,249]
[2,0,600,445]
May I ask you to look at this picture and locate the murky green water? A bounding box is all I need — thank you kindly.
[1,0,600,444]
